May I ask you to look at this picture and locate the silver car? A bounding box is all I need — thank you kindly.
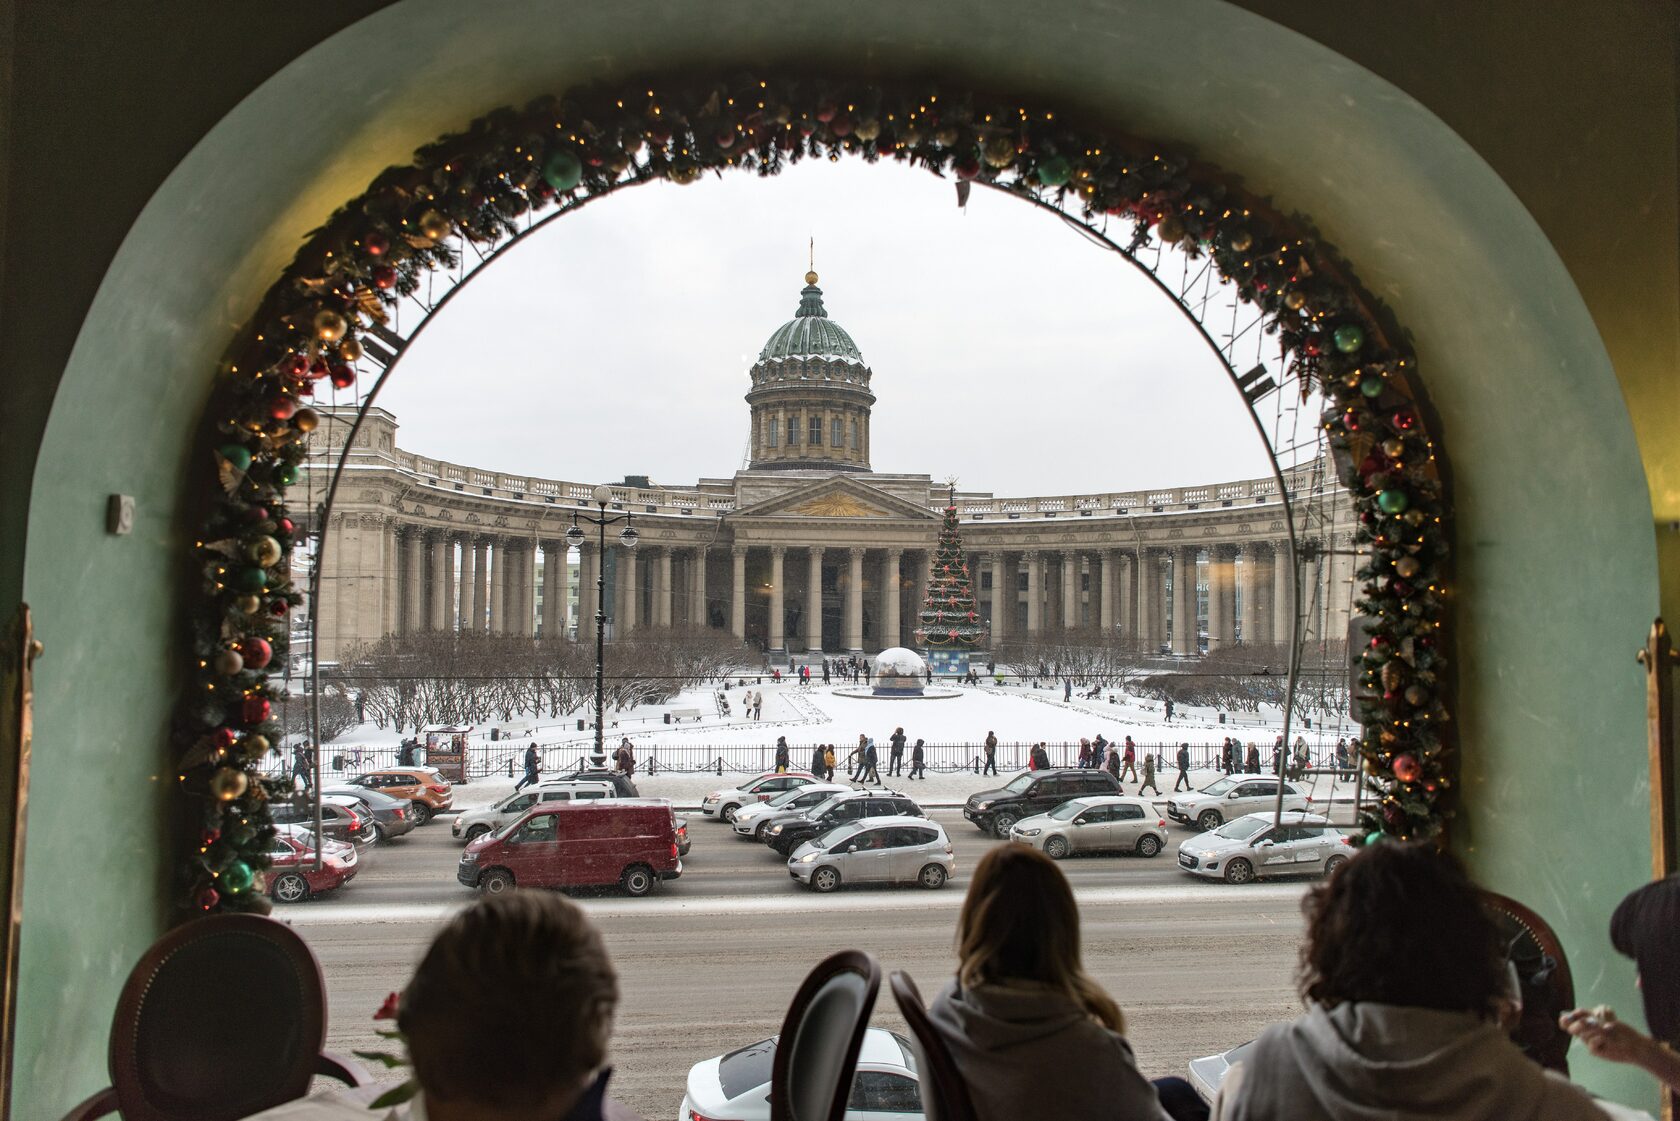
[732,782,853,839]
[1165,775,1310,831]
[788,815,954,892]
[1010,796,1168,859]
[1175,811,1351,884]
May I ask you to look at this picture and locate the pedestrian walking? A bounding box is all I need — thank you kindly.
[1064,679,1073,702]
[1175,743,1192,791]
[1246,743,1261,774]
[1119,737,1138,782]
[774,736,790,774]
[823,745,837,782]
[864,663,872,685]
[889,727,907,776]
[1335,738,1351,783]
[292,743,315,793]
[850,734,870,781]
[1138,752,1160,796]
[1105,745,1121,785]
[983,731,999,776]
[810,743,826,776]
[863,737,881,784]
[1292,736,1310,781]
[1077,739,1092,770]
[514,742,541,792]
[822,661,831,685]
[909,738,926,780]
[614,737,637,776]
[1030,742,1051,771]
[753,690,763,720]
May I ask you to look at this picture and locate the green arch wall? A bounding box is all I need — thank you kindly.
[8,1,1661,1115]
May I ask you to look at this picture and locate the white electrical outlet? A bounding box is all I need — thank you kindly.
[107,494,135,536]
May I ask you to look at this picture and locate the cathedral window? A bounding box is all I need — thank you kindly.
[809,416,822,446]
[768,416,779,448]
[832,417,843,447]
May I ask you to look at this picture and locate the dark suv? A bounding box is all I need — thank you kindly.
[763,790,923,855]
[964,769,1121,837]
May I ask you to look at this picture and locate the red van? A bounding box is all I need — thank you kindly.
[456,800,682,897]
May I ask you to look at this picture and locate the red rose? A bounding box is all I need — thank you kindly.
[374,991,401,1021]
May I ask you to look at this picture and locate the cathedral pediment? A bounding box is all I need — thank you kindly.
[730,475,938,522]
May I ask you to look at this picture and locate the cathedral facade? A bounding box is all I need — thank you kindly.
[305,273,1357,662]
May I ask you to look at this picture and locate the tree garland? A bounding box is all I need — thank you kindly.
[178,72,1451,914]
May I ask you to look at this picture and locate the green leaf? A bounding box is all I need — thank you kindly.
[350,1049,410,1069]
[369,1082,420,1108]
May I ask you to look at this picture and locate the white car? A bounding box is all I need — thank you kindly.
[732,782,853,839]
[1009,796,1169,859]
[450,779,616,842]
[1165,775,1310,831]
[1175,811,1351,884]
[679,1027,922,1121]
[787,815,954,892]
[700,772,817,822]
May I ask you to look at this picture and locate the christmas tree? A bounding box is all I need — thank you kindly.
[914,489,989,649]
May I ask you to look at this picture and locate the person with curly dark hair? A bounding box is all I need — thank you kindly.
[1211,841,1609,1121]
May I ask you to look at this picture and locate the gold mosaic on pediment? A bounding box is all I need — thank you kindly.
[789,493,886,518]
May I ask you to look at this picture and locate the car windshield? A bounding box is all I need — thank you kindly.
[804,795,848,818]
[1049,801,1087,821]
[1214,817,1272,841]
[1002,774,1035,793]
[1200,778,1237,796]
[765,786,811,808]
[718,1037,777,1100]
[815,822,865,850]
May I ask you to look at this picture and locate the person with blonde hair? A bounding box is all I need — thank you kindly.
[928,844,1193,1121]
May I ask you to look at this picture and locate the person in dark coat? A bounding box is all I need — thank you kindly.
[1334,738,1351,783]
[909,738,927,780]
[863,737,881,784]
[613,738,635,776]
[774,736,790,774]
[983,731,999,776]
[1175,743,1193,791]
[888,727,907,776]
[810,743,826,776]
[1246,744,1261,774]
[1030,743,1051,771]
[1119,737,1138,782]
[515,742,540,792]
[1105,747,1121,786]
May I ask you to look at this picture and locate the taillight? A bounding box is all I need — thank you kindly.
[428,784,448,795]
[1339,835,1353,846]
[1158,820,1167,828]
[671,843,680,858]
[690,1111,744,1121]
[396,808,406,820]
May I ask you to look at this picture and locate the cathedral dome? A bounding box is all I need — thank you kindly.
[756,272,865,364]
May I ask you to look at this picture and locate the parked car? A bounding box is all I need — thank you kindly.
[788,816,955,892]
[680,1028,922,1121]
[264,828,358,903]
[268,794,376,846]
[962,769,1121,837]
[762,790,924,856]
[701,772,817,822]
[1009,795,1169,859]
[321,784,416,841]
[450,780,617,842]
[456,800,681,897]
[675,814,690,857]
[555,766,640,797]
[1176,811,1350,884]
[1165,775,1310,831]
[344,766,454,824]
[732,782,853,839]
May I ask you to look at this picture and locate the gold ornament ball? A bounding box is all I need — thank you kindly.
[292,407,320,434]
[1157,215,1186,244]
[418,209,452,241]
[982,135,1017,169]
[338,336,363,362]
[212,648,244,676]
[247,535,283,567]
[1229,229,1254,253]
[235,594,262,615]
[1393,555,1421,579]
[1404,685,1429,707]
[1380,437,1404,458]
[606,152,632,175]
[934,125,960,147]
[313,309,347,342]
[667,164,702,185]
[1283,290,1307,312]
[853,118,881,142]
[210,768,249,802]
[1403,508,1426,526]
[244,733,271,756]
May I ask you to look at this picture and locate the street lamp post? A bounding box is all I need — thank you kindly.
[566,484,638,767]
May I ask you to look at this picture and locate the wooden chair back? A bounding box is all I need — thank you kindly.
[768,949,880,1121]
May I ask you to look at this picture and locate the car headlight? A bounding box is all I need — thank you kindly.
[798,853,818,863]
[461,851,480,863]
[975,800,993,811]
[1017,827,1042,837]
[767,824,783,835]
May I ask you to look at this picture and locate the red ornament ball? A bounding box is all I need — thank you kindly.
[196,887,221,911]
[213,727,239,749]
[363,231,389,257]
[275,517,295,537]
[239,637,273,669]
[1392,753,1422,783]
[281,354,309,379]
[268,396,297,421]
[372,265,397,290]
[328,364,356,390]
[269,600,289,617]
[241,696,271,725]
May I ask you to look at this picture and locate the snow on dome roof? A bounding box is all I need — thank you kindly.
[873,647,926,677]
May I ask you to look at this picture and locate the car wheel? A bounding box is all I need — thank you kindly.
[410,802,433,826]
[371,823,388,844]
[1044,835,1071,860]
[1135,834,1162,858]
[621,864,655,897]
[1223,858,1255,885]
[272,873,309,904]
[811,866,841,893]
[753,821,770,840]
[918,863,948,889]
[991,812,1018,838]
[1323,854,1348,878]
[720,803,741,824]
[464,824,490,843]
[479,868,515,894]
[1197,809,1224,831]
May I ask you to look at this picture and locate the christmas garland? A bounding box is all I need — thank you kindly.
[178,72,1451,914]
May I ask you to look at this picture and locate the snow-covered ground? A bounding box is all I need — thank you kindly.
[302,679,1365,814]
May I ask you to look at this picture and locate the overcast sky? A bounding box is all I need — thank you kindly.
[375,158,1283,496]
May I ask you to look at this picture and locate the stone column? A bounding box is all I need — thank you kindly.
[1326,538,1355,644]
[846,547,865,653]
[444,536,460,631]
[506,546,525,636]
[471,538,489,634]
[1060,552,1078,630]
[1099,551,1115,632]
[882,548,902,648]
[488,539,506,633]
[806,547,825,653]
[1239,545,1266,647]
[1208,545,1237,651]
[404,529,425,634]
[690,548,708,627]
[768,546,786,654]
[731,546,747,639]
[1117,551,1135,640]
[1299,550,1323,644]
[1134,551,1155,650]
[542,541,562,639]
[459,533,479,633]
[990,554,1009,641]
[656,547,674,627]
[1025,552,1042,634]
[618,545,638,635]
[1172,545,1199,655]
[1272,539,1295,644]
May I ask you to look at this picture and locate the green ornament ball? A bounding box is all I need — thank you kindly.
[1360,375,1385,398]
[275,463,299,487]
[1364,830,1386,847]
[237,567,269,593]
[220,860,255,894]
[1376,488,1410,515]
[543,149,583,193]
[1035,155,1072,187]
[219,445,253,471]
[1333,324,1366,353]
